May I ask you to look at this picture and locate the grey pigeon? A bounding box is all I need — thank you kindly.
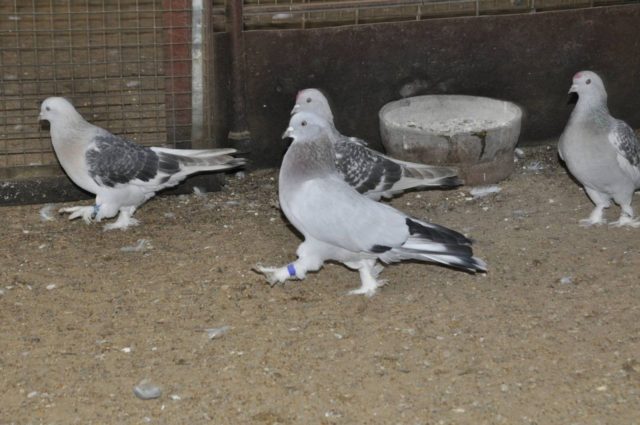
[256,111,486,296]
[291,88,462,200]
[39,97,244,230]
[558,71,640,227]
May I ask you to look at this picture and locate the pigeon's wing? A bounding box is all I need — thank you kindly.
[334,137,403,197]
[286,176,411,253]
[85,133,168,188]
[286,176,480,270]
[607,120,640,182]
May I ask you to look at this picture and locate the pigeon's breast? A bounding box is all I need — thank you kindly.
[560,126,632,192]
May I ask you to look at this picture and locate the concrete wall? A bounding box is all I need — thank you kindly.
[213,4,640,167]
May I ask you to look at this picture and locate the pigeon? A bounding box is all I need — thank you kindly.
[558,71,640,227]
[291,88,462,200]
[256,111,486,296]
[39,97,245,230]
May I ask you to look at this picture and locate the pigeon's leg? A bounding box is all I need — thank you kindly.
[255,242,324,286]
[611,192,640,228]
[103,206,140,231]
[580,188,611,227]
[348,259,387,297]
[59,204,99,224]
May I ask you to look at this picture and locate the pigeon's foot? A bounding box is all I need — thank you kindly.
[350,263,387,297]
[59,205,96,224]
[253,264,290,286]
[610,215,640,228]
[579,217,606,227]
[348,279,388,297]
[103,213,140,231]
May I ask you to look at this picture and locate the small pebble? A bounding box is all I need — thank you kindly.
[121,347,132,353]
[133,380,162,400]
[46,284,56,290]
[169,394,181,401]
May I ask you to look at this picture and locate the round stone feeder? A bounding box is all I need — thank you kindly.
[379,95,522,185]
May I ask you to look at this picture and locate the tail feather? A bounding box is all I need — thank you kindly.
[379,217,486,273]
[152,147,246,174]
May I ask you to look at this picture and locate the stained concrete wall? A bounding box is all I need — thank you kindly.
[213,4,640,167]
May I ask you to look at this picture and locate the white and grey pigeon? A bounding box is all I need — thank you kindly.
[291,88,462,200]
[255,111,486,296]
[558,71,640,227]
[39,97,244,230]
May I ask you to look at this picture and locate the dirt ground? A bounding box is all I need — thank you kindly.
[1,145,640,425]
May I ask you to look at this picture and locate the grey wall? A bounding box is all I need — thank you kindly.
[213,4,640,167]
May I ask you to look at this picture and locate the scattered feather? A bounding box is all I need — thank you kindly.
[525,161,545,171]
[470,185,501,199]
[163,212,176,219]
[514,147,525,159]
[39,204,56,222]
[120,239,152,253]
[46,284,56,290]
[560,276,573,285]
[169,394,182,401]
[133,380,162,400]
[235,171,246,180]
[205,325,231,340]
[193,186,206,197]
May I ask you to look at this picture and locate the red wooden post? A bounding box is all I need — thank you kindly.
[163,0,192,148]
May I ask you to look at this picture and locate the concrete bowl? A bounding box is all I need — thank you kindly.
[379,95,522,185]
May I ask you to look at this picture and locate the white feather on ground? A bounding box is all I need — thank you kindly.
[470,185,502,199]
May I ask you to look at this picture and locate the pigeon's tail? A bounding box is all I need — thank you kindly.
[399,161,463,187]
[377,161,462,199]
[381,218,486,273]
[153,147,245,176]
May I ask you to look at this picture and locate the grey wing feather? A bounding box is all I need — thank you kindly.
[607,120,640,181]
[334,137,402,196]
[86,133,173,187]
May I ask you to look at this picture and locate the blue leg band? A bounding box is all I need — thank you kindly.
[287,264,296,277]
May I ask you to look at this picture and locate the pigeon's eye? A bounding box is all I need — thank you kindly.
[301,120,307,127]
[306,98,311,103]
[45,106,50,111]
[586,79,591,85]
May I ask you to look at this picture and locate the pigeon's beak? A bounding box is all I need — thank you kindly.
[568,84,578,94]
[282,126,294,139]
[38,112,44,121]
[290,104,300,115]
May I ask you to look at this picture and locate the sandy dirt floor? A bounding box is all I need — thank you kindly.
[1,145,640,425]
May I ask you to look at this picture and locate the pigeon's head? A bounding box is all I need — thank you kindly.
[291,88,334,123]
[568,71,606,100]
[39,97,83,124]
[282,111,331,143]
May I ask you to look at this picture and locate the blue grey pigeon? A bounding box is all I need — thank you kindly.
[558,71,640,227]
[39,97,244,230]
[256,111,486,296]
[291,88,462,201]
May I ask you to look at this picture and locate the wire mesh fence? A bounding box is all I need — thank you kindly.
[0,0,195,180]
[211,0,638,31]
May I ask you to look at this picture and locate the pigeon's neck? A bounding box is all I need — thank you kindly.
[281,138,336,185]
[571,95,611,128]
